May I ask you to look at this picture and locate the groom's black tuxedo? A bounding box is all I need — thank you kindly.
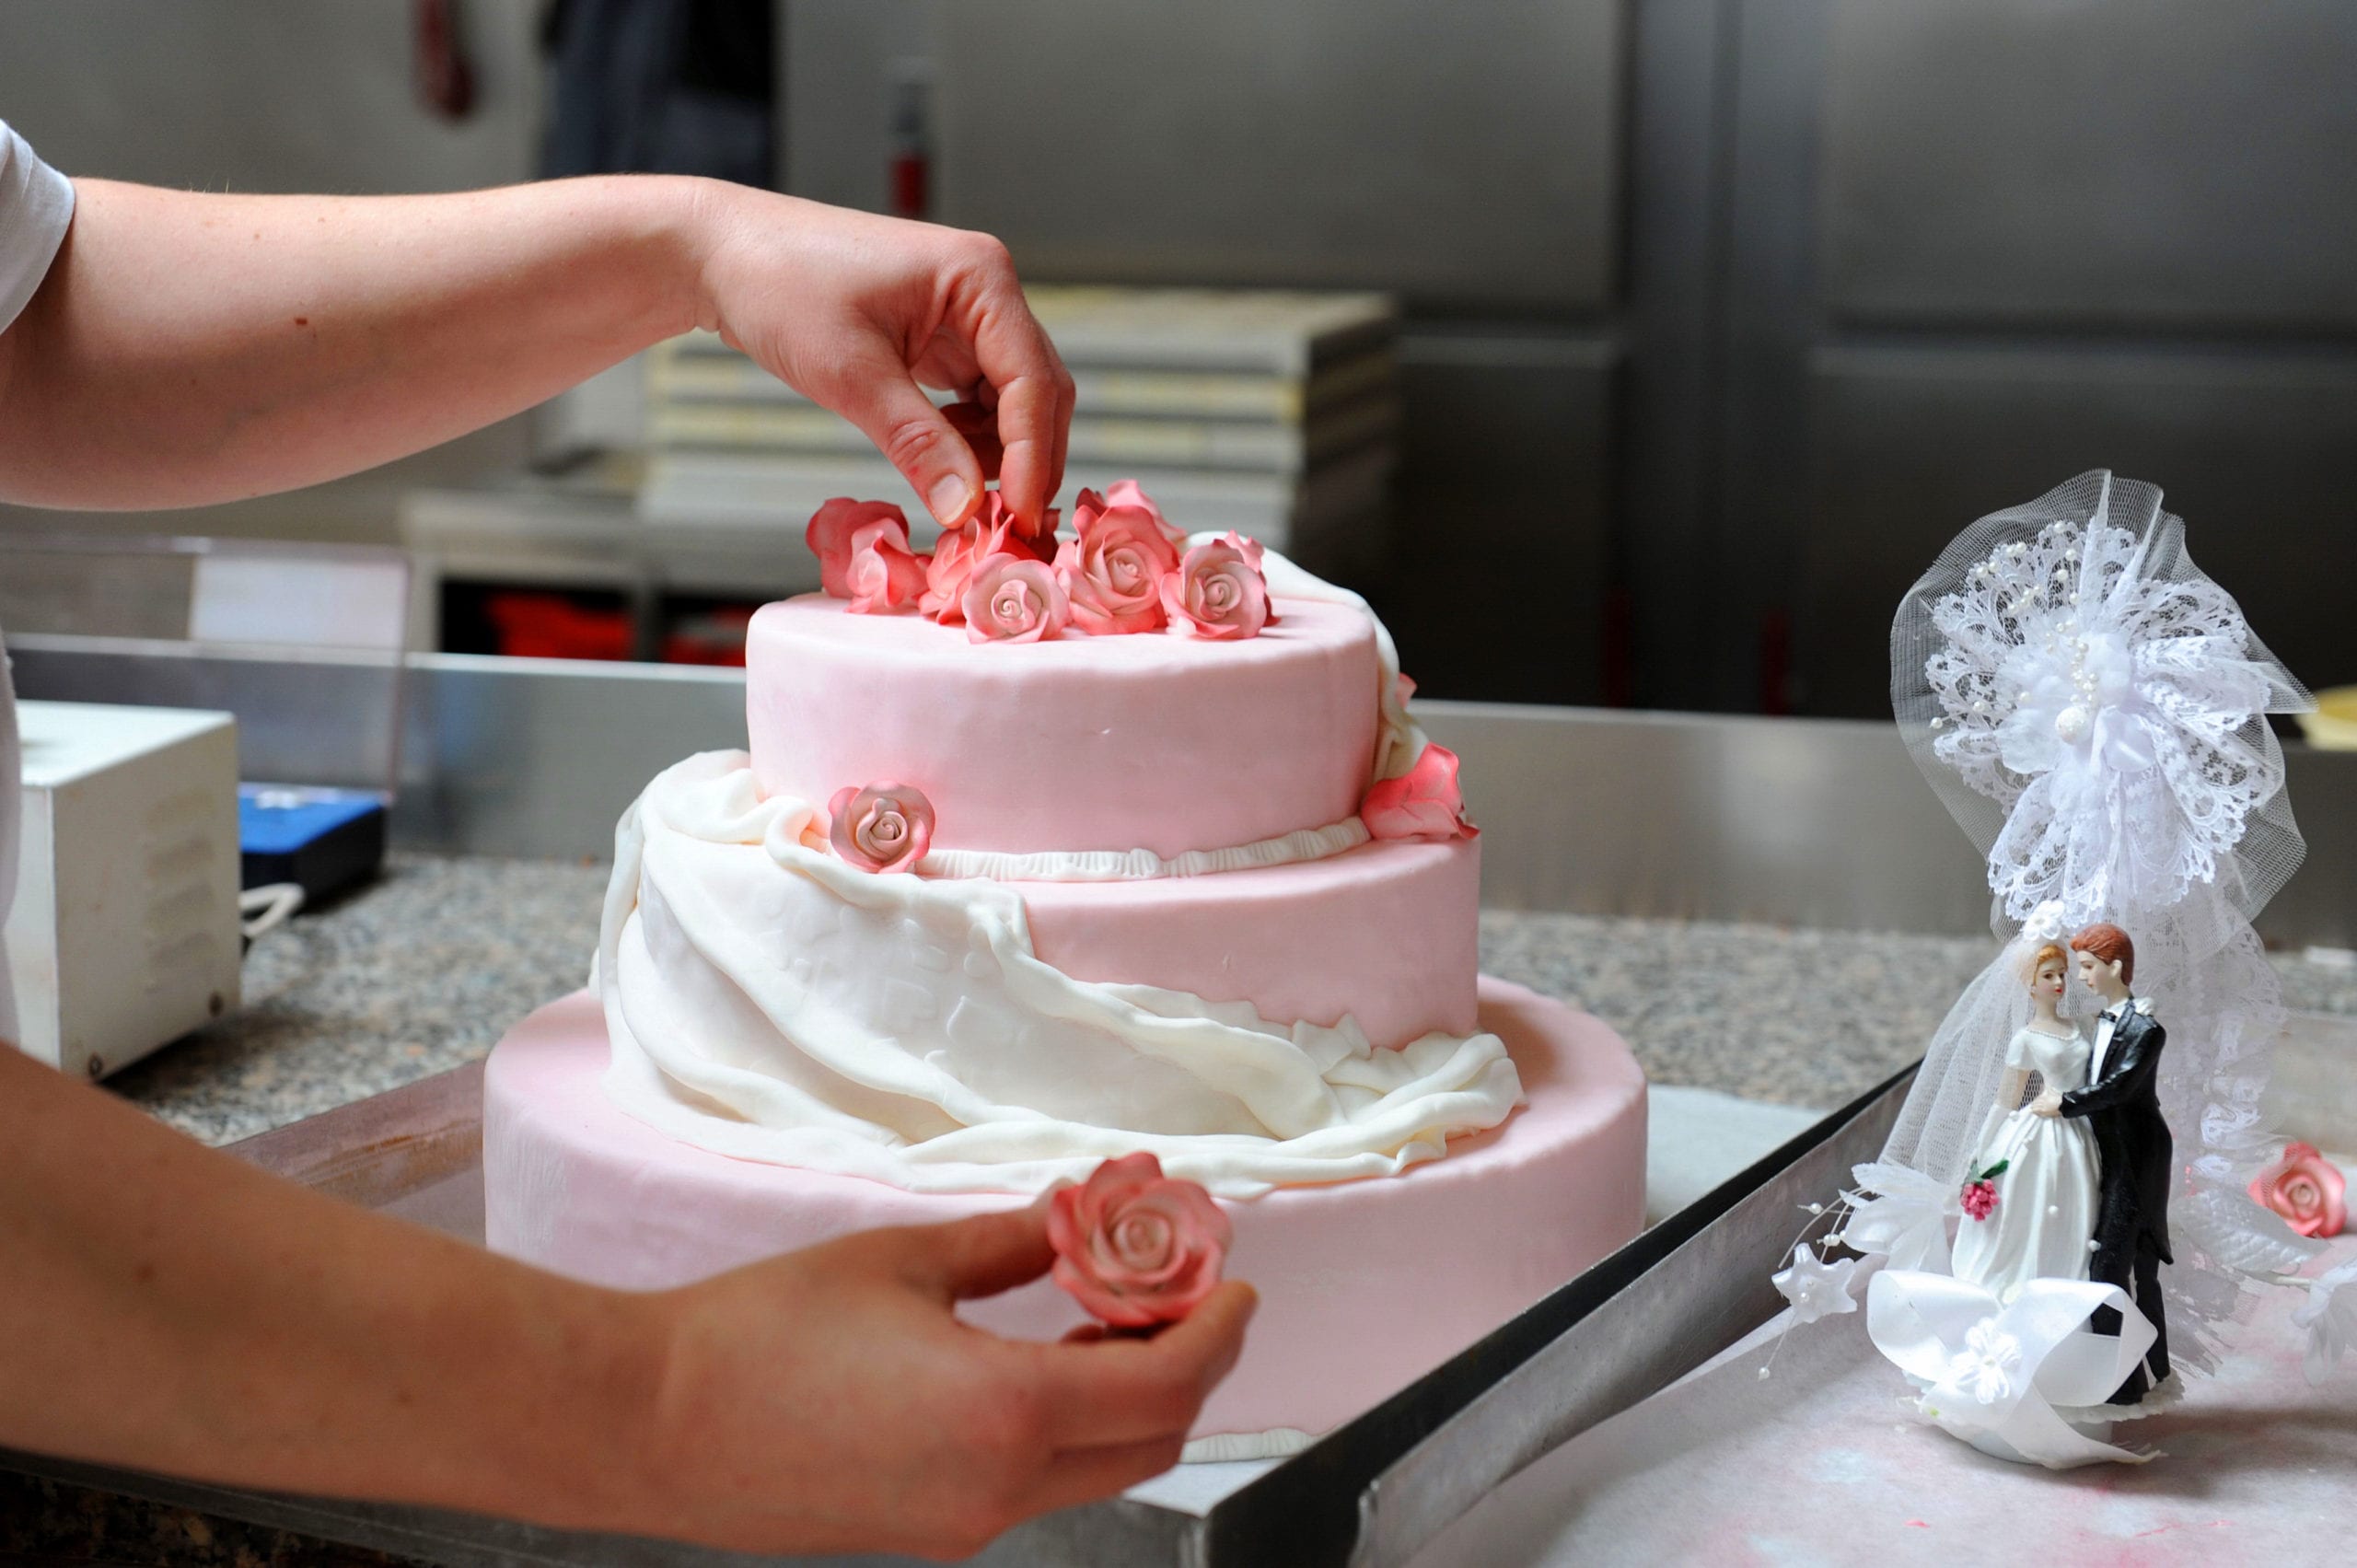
[2061,1000,2173,1403]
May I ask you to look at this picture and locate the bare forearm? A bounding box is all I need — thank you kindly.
[0,175,713,509]
[0,1049,663,1528]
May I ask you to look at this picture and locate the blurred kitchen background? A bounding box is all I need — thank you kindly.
[2,0,2352,717]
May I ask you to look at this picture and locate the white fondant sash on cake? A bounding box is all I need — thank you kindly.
[598,751,1525,1198]
[916,817,1370,883]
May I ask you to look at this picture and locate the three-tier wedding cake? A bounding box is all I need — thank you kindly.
[482,485,1647,1453]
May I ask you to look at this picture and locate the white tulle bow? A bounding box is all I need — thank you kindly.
[1906,471,2302,927]
[1867,1270,2159,1469]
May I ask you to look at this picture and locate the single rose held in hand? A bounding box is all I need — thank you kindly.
[2250,1142,2347,1238]
[1046,1153,1233,1329]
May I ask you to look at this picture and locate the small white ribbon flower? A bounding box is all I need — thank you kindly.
[1772,1245,1862,1325]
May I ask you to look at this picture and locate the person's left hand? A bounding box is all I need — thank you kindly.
[2031,1092,2063,1119]
[688,186,1074,533]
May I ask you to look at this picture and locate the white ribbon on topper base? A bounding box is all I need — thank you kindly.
[1867,1271,2159,1470]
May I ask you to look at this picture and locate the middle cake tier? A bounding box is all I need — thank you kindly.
[1019,837,1478,1050]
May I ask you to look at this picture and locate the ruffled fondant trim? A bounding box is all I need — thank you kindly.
[917,817,1371,883]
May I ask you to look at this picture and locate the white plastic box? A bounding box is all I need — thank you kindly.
[6,701,242,1078]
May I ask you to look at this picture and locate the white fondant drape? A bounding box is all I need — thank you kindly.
[599,752,1524,1197]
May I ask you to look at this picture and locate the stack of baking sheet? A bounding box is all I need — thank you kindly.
[637,286,1399,562]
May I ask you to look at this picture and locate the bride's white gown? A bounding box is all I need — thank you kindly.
[1949,1024,2101,1303]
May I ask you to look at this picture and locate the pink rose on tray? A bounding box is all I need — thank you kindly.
[807,498,912,601]
[844,528,928,615]
[1046,1152,1232,1329]
[1056,501,1182,635]
[963,552,1071,643]
[1160,533,1272,641]
[825,782,935,873]
[1361,743,1478,841]
[2250,1141,2346,1238]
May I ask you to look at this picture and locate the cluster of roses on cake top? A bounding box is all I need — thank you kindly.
[809,479,1273,644]
[805,481,1480,876]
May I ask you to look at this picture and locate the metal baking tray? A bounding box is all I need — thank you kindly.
[0,1054,1910,1567]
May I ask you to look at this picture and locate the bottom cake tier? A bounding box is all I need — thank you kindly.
[482,977,1647,1457]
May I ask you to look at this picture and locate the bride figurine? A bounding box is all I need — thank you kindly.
[1948,937,2100,1302]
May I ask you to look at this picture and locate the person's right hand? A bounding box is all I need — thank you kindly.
[620,1205,1255,1561]
[688,185,1075,533]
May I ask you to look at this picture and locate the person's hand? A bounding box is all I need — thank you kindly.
[688,185,1075,533]
[621,1205,1254,1560]
[2031,1092,2063,1119]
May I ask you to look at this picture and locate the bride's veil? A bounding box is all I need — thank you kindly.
[1879,922,2046,1188]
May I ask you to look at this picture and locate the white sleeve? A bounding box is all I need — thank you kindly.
[0,119,75,333]
[2003,1028,2032,1071]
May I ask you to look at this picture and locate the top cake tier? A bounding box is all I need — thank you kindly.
[746,594,1382,858]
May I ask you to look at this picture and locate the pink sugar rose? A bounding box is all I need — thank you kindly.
[1081,481,1187,550]
[1112,481,1187,548]
[962,552,1071,643]
[974,488,1060,549]
[825,782,935,873]
[921,503,1058,626]
[1160,533,1272,641]
[807,498,911,601]
[1361,743,1478,842]
[844,528,929,614]
[920,521,985,623]
[1056,502,1181,635]
[1046,1152,1232,1329]
[2250,1141,2346,1238]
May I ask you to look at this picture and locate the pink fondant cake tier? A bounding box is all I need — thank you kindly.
[1020,837,1479,1049]
[745,594,1380,858]
[483,979,1647,1446]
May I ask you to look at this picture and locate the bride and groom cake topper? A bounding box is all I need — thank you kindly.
[1771,470,2348,1469]
[1949,919,2170,1409]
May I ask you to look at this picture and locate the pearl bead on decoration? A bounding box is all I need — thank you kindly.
[2054,704,2090,744]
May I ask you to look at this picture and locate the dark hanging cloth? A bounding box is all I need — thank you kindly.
[540,0,774,188]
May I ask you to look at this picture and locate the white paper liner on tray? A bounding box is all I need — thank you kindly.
[1409,1232,2357,1568]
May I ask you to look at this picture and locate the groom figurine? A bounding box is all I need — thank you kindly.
[2035,922,2173,1403]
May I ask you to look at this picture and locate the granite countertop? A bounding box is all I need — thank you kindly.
[105,852,2357,1146]
[17,852,2357,1563]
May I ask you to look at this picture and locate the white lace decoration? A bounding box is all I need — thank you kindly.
[1909,471,2302,927]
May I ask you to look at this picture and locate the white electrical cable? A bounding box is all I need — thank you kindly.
[239,882,307,942]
